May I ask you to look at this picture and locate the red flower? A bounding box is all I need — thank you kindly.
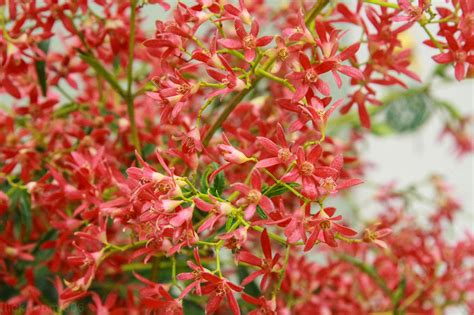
[241,293,277,315]
[362,224,392,248]
[393,0,426,23]
[256,123,295,169]
[219,19,273,62]
[178,248,210,297]
[305,207,357,250]
[281,146,338,200]
[134,272,183,314]
[206,55,247,98]
[201,273,243,315]
[238,229,281,291]
[314,21,364,87]
[432,32,474,81]
[233,171,274,219]
[223,0,252,25]
[193,196,234,233]
[340,88,382,129]
[286,53,334,101]
[147,69,199,122]
[277,97,343,133]
[218,226,249,251]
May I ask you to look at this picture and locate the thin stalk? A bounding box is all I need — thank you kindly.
[305,0,330,26]
[363,0,399,9]
[126,0,142,155]
[273,244,291,298]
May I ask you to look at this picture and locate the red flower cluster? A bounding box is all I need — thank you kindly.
[0,0,473,314]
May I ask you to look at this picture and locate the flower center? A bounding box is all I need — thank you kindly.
[243,35,256,49]
[139,177,152,185]
[278,148,292,163]
[362,229,377,242]
[465,14,474,28]
[407,6,422,18]
[192,270,202,280]
[300,161,314,176]
[320,177,336,192]
[176,83,190,94]
[455,50,466,63]
[304,69,318,83]
[278,47,289,61]
[247,189,261,204]
[216,285,226,296]
[319,220,331,230]
[183,137,196,153]
[155,179,173,194]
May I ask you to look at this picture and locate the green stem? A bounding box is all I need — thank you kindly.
[202,86,254,146]
[256,68,296,92]
[151,256,161,282]
[261,168,310,203]
[338,254,393,299]
[214,241,224,277]
[304,0,330,26]
[363,0,399,9]
[420,23,444,52]
[273,244,291,298]
[171,255,177,285]
[126,0,142,155]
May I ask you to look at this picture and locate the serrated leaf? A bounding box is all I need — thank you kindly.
[263,182,299,198]
[35,40,50,96]
[385,92,432,133]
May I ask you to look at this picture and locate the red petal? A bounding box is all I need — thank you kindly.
[226,290,241,315]
[255,157,280,168]
[261,229,272,260]
[333,223,358,236]
[357,102,371,129]
[256,36,273,47]
[337,178,363,190]
[239,251,262,266]
[219,39,243,49]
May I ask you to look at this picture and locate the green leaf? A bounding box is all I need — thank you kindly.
[256,206,268,219]
[225,217,234,231]
[53,102,81,118]
[434,99,462,120]
[338,254,391,297]
[385,92,432,133]
[35,40,50,96]
[392,277,407,311]
[79,52,127,99]
[200,166,212,193]
[263,182,299,198]
[9,187,32,240]
[371,122,394,137]
[183,299,205,315]
[238,265,261,296]
[210,165,225,197]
